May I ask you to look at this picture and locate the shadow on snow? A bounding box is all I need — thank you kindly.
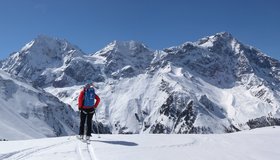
[90,140,138,146]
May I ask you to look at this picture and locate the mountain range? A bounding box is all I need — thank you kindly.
[1,32,280,140]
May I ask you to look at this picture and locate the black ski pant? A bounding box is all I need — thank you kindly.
[79,109,94,136]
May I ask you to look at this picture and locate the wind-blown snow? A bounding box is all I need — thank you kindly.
[0,127,279,160]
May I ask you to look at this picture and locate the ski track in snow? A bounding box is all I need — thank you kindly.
[0,137,76,160]
[76,138,96,160]
[0,136,97,160]
[0,148,32,160]
[88,144,96,160]
[76,142,86,160]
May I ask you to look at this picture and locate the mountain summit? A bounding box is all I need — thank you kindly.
[94,40,154,78]
[95,40,150,57]
[197,32,235,48]
[1,35,84,82]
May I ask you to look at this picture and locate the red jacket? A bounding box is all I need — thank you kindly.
[78,90,100,110]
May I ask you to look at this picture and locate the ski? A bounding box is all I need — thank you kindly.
[76,135,91,144]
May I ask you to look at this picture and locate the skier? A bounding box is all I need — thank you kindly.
[78,83,100,140]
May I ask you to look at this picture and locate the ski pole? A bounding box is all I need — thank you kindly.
[94,111,100,138]
[84,111,87,139]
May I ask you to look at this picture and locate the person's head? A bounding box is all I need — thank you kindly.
[85,82,94,89]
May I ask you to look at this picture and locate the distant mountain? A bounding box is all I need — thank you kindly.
[0,70,78,140]
[160,32,280,88]
[1,32,280,136]
[144,32,280,133]
[1,35,104,88]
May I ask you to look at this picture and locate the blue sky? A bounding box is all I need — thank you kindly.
[0,0,279,60]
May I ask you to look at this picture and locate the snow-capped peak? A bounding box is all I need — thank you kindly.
[197,32,235,48]
[92,40,154,78]
[112,40,150,52]
[1,35,87,83]
[20,35,58,52]
[95,40,150,57]
[214,31,234,40]
[20,35,83,57]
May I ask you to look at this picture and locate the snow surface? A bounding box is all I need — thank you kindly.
[0,127,280,160]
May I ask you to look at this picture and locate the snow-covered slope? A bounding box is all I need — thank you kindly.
[1,32,280,136]
[1,127,280,160]
[94,66,280,134]
[0,70,79,140]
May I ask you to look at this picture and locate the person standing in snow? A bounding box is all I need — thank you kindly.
[78,83,100,140]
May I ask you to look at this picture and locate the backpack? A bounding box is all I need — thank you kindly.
[83,87,95,108]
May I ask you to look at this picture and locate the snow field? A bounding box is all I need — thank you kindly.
[1,127,280,160]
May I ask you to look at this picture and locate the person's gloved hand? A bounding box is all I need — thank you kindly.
[91,107,96,114]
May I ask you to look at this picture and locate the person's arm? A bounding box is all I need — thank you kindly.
[78,90,84,110]
[94,95,100,108]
